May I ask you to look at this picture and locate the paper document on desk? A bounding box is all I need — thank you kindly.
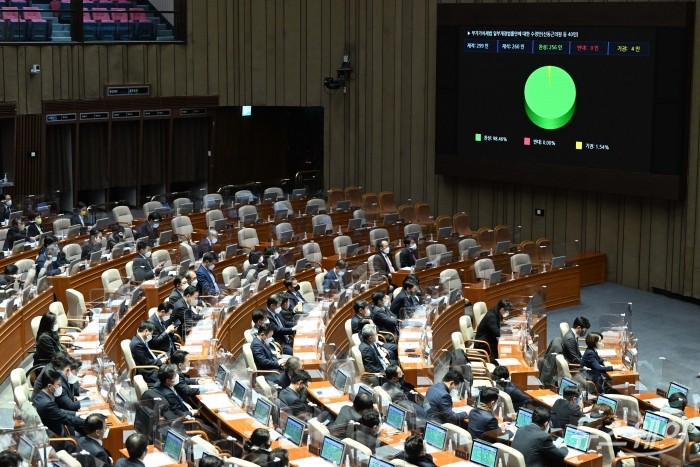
[597,348,617,358]
[495,358,522,366]
[311,387,343,398]
[401,331,423,340]
[645,397,669,409]
[498,340,520,346]
[180,345,202,354]
[201,393,233,409]
[143,452,178,467]
[325,401,352,413]
[294,337,317,347]
[294,352,318,362]
[219,411,249,421]
[538,394,562,406]
[688,417,700,427]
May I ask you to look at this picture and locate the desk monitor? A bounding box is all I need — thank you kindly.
[306,204,319,216]
[292,188,307,200]
[179,203,193,215]
[336,200,351,211]
[154,207,171,217]
[357,384,373,398]
[643,411,670,437]
[8,211,21,222]
[558,377,578,396]
[517,263,532,276]
[320,436,346,466]
[274,266,286,282]
[134,404,159,443]
[667,381,689,399]
[111,243,125,258]
[67,259,83,276]
[256,274,268,292]
[448,288,462,305]
[495,241,511,253]
[231,381,246,408]
[206,199,222,210]
[210,218,226,232]
[332,368,350,393]
[263,192,277,202]
[312,224,327,237]
[178,260,191,278]
[439,252,453,265]
[345,243,360,257]
[368,456,394,467]
[488,270,501,286]
[17,435,35,463]
[225,244,238,258]
[94,217,111,231]
[413,257,428,271]
[467,245,482,258]
[424,421,448,451]
[243,213,257,225]
[335,290,348,308]
[135,236,149,246]
[11,239,24,255]
[279,230,293,243]
[215,364,230,388]
[383,213,398,225]
[596,395,618,414]
[347,218,363,231]
[469,439,499,467]
[386,403,407,431]
[515,408,533,428]
[275,209,289,220]
[282,414,306,446]
[66,225,82,239]
[162,429,186,461]
[253,397,273,425]
[551,256,566,269]
[564,425,592,453]
[437,226,452,239]
[294,258,308,271]
[89,250,103,266]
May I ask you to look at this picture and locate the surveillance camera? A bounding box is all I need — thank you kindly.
[30,64,40,75]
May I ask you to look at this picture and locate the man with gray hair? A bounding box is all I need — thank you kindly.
[359,324,394,373]
[197,229,219,259]
[275,356,303,390]
[43,243,68,276]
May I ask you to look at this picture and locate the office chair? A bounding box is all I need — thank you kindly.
[510,253,531,275]
[333,235,352,256]
[275,222,294,241]
[378,191,397,213]
[472,301,488,328]
[238,205,258,223]
[477,228,494,252]
[458,238,477,257]
[171,215,194,241]
[306,198,327,213]
[237,228,259,251]
[112,205,133,226]
[312,214,333,234]
[403,223,423,241]
[398,204,416,224]
[440,268,462,291]
[453,212,474,237]
[142,201,162,217]
[473,258,495,280]
[264,186,284,201]
[344,186,362,209]
[327,188,345,209]
[493,443,526,467]
[369,228,389,247]
[425,243,446,263]
[205,209,224,229]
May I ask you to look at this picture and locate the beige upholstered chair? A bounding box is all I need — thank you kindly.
[120,339,159,383]
[171,216,194,241]
[112,205,133,226]
[142,201,162,217]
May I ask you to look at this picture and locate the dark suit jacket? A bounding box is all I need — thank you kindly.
[168,288,183,304]
[467,407,499,440]
[27,222,43,239]
[251,337,282,372]
[285,289,306,310]
[550,398,583,430]
[511,423,568,467]
[175,370,200,407]
[132,254,156,282]
[114,458,146,467]
[153,382,190,417]
[71,213,88,227]
[581,347,613,392]
[196,238,214,259]
[497,380,532,412]
[275,371,292,390]
[390,290,418,317]
[32,364,80,411]
[135,221,158,245]
[129,334,161,384]
[322,269,345,292]
[562,330,582,364]
[77,436,112,466]
[424,382,464,425]
[394,452,437,467]
[372,252,396,276]
[329,405,362,428]
[370,305,398,338]
[359,341,385,373]
[33,332,62,366]
[266,308,294,346]
[147,313,174,354]
[474,308,502,360]
[81,239,102,260]
[350,313,368,335]
[399,247,418,268]
[278,387,310,418]
[32,389,85,437]
[195,264,219,296]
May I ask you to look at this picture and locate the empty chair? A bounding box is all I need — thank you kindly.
[142,201,162,218]
[298,281,315,302]
[275,222,294,242]
[179,242,195,263]
[23,7,50,41]
[65,289,89,325]
[425,243,446,263]
[62,243,82,261]
[436,215,452,232]
[306,198,326,214]
[238,205,259,223]
[327,188,345,209]
[11,368,31,403]
[205,209,224,229]
[91,7,115,39]
[415,202,433,224]
[362,193,379,219]
[311,214,333,234]
[273,200,293,217]
[577,425,615,467]
[314,272,326,296]
[493,225,511,244]
[237,228,259,250]
[263,187,284,201]
[171,215,193,241]
[510,253,531,275]
[112,205,133,226]
[398,204,416,224]
[378,191,398,213]
[234,190,255,205]
[172,197,192,212]
[222,266,240,286]
[453,212,474,237]
[369,228,389,247]
[333,235,352,256]
[101,269,123,294]
[344,186,362,208]
[519,240,537,259]
[477,228,494,252]
[473,258,495,280]
[536,237,553,264]
[440,268,462,291]
[404,223,423,241]
[604,394,641,422]
[353,209,367,226]
[52,218,71,238]
[302,242,323,268]
[15,258,34,276]
[458,238,477,256]
[151,249,172,269]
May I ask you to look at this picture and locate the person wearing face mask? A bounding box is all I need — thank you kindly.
[390,279,419,318]
[81,227,104,260]
[114,433,148,467]
[71,201,92,233]
[169,350,201,407]
[474,298,512,363]
[395,434,438,467]
[33,311,64,366]
[152,364,198,418]
[0,264,18,287]
[0,193,12,222]
[77,414,113,465]
[370,291,399,341]
[132,240,164,282]
[264,246,282,272]
[278,370,313,419]
[244,250,266,282]
[349,409,381,453]
[424,368,469,426]
[382,365,427,419]
[372,239,397,287]
[275,356,302,390]
[512,406,568,467]
[34,234,59,276]
[581,331,615,393]
[283,277,306,311]
[359,324,394,373]
[106,223,125,252]
[42,243,68,277]
[196,252,224,300]
[251,323,285,381]
[350,299,372,335]
[562,316,591,365]
[399,235,419,268]
[171,286,203,342]
[148,301,176,354]
[32,352,81,411]
[129,321,166,385]
[197,229,219,259]
[32,369,86,438]
[250,309,270,339]
[322,259,348,293]
[550,386,583,430]
[135,212,162,247]
[467,387,501,441]
[26,211,43,240]
[2,217,28,251]
[265,294,295,355]
[492,365,532,412]
[168,276,188,305]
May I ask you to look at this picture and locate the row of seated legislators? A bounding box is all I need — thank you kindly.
[1,188,698,467]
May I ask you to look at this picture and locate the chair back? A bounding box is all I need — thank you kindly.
[458,238,477,255]
[519,240,537,258]
[315,272,326,296]
[559,322,570,338]
[578,425,615,467]
[52,218,71,237]
[152,249,171,268]
[203,193,223,209]
[442,423,473,454]
[171,216,193,240]
[536,237,553,263]
[242,343,258,371]
[256,375,273,398]
[398,204,416,224]
[238,205,258,222]
[222,266,239,285]
[453,212,473,237]
[237,228,259,249]
[473,258,495,280]
[62,244,82,261]
[440,268,461,291]
[302,242,322,263]
[275,222,294,241]
[101,269,122,294]
[477,228,493,251]
[125,261,134,279]
[493,442,526,467]
[361,193,379,216]
[308,418,331,438]
[49,301,68,329]
[142,201,162,217]
[473,301,488,328]
[510,253,531,274]
[312,214,333,233]
[497,389,515,415]
[452,331,465,351]
[415,202,432,223]
[555,354,572,380]
[606,394,641,421]
[333,235,352,255]
[436,215,452,229]
[264,187,284,201]
[134,375,148,400]
[426,243,446,262]
[350,346,366,374]
[403,223,423,241]
[369,228,389,247]
[112,205,133,225]
[205,209,224,229]
[306,198,327,212]
[327,188,345,209]
[14,384,28,406]
[344,319,354,346]
[342,438,373,456]
[120,339,136,374]
[459,315,474,341]
[55,451,81,467]
[179,242,195,263]
[378,191,397,213]
[244,329,254,344]
[344,186,362,208]
[31,316,42,339]
[172,198,192,211]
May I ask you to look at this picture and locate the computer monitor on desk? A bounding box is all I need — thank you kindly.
[596,395,618,414]
[279,230,293,243]
[467,245,482,259]
[424,421,448,451]
[179,203,193,215]
[332,368,350,393]
[515,408,533,428]
[551,256,566,269]
[252,397,273,425]
[210,218,226,232]
[162,429,186,462]
[347,218,362,231]
[282,415,307,446]
[292,188,307,200]
[336,200,350,211]
[312,224,328,237]
[215,364,230,389]
[243,214,257,225]
[413,257,428,271]
[495,241,511,254]
[306,204,319,216]
[320,436,346,466]
[383,213,398,225]
[275,209,289,220]
[559,377,578,396]
[470,439,499,467]
[385,403,407,431]
[667,381,689,398]
[231,380,246,408]
[437,226,452,239]
[488,270,501,286]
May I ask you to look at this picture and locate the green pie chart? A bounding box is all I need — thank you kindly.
[524,65,576,130]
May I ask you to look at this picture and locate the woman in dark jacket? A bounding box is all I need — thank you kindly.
[33,311,64,366]
[581,332,614,393]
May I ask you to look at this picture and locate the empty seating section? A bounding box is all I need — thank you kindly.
[0,5,52,41]
[82,3,156,41]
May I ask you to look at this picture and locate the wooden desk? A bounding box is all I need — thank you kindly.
[567,252,607,286]
[634,392,700,418]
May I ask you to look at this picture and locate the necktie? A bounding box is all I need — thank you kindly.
[296,291,305,303]
[383,254,395,273]
[208,270,220,294]
[143,336,158,361]
[374,344,388,369]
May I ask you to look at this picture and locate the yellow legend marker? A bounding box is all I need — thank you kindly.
[575,141,583,150]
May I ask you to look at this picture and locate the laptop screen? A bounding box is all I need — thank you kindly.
[231,381,246,407]
[17,436,33,461]
[515,408,533,428]
[424,421,448,451]
[386,403,407,431]
[596,395,618,414]
[564,425,591,452]
[667,382,689,399]
[368,455,394,467]
[356,384,373,398]
[283,415,306,446]
[333,369,349,392]
[320,436,346,465]
[470,439,498,467]
[253,398,272,425]
[558,377,578,396]
[643,412,670,437]
[163,429,186,461]
[215,364,229,387]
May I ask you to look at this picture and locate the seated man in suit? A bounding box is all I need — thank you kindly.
[424,368,468,426]
[168,276,188,305]
[394,434,438,467]
[369,291,399,341]
[382,365,425,419]
[0,193,12,222]
[467,387,501,441]
[33,352,81,411]
[322,259,347,293]
[80,228,103,260]
[77,414,112,466]
[399,235,419,268]
[197,229,219,259]
[283,276,306,311]
[492,365,532,412]
[278,370,313,419]
[251,323,285,381]
[71,202,90,229]
[329,392,374,430]
[372,239,397,286]
[129,321,166,385]
[196,252,225,301]
[275,356,302,390]
[512,406,567,467]
[132,240,164,282]
[152,364,195,418]
[32,369,86,437]
[349,410,381,454]
[390,278,420,317]
[148,301,176,354]
[359,324,394,373]
[114,432,148,467]
[350,299,372,335]
[562,316,590,364]
[171,286,203,343]
[265,294,295,355]
[170,350,201,408]
[134,212,161,246]
[550,386,583,430]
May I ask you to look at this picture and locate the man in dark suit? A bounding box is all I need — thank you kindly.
[350,299,371,335]
[129,321,165,385]
[132,240,164,282]
[32,368,86,437]
[348,410,381,454]
[196,252,223,300]
[134,212,161,246]
[283,276,306,311]
[169,350,201,408]
[77,414,112,465]
[550,386,583,430]
[278,370,312,419]
[275,356,302,390]
[148,301,176,354]
[562,316,590,364]
[359,324,392,373]
[467,387,500,441]
[382,365,426,419]
[322,259,347,293]
[372,239,397,285]
[171,286,203,343]
[492,365,532,412]
[511,406,568,467]
[399,236,419,268]
[424,368,468,425]
[265,294,295,355]
[251,323,284,380]
[114,432,148,467]
[390,279,419,317]
[0,194,12,222]
[329,393,374,430]
[474,298,511,362]
[152,364,194,418]
[71,202,91,231]
[168,276,188,305]
[370,291,399,341]
[32,352,81,411]
[394,434,438,467]
[196,229,219,259]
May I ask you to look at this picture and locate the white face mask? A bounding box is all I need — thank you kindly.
[179,284,188,291]
[144,251,152,258]
[337,270,345,277]
[172,375,180,386]
[409,243,417,250]
[208,264,215,270]
[4,200,11,207]
[182,365,191,373]
[145,333,152,343]
[190,298,198,306]
[273,252,279,260]
[52,324,59,332]
[363,309,371,318]
[67,373,79,385]
[502,310,509,318]
[52,385,63,397]
[152,222,160,229]
[265,337,274,345]
[274,307,282,314]
[190,279,198,288]
[164,313,172,321]
[382,247,390,255]
[210,237,218,244]
[102,428,110,439]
